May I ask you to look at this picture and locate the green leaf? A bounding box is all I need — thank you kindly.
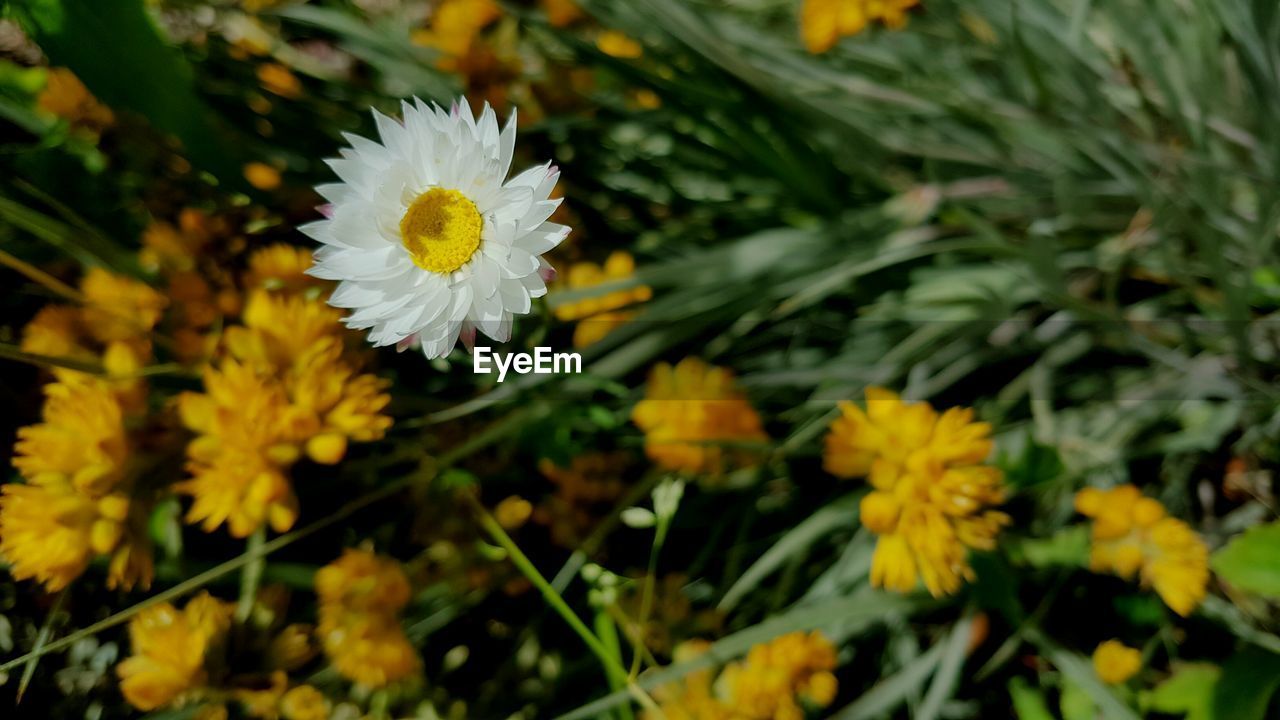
[1061,679,1098,720]
[998,434,1065,489]
[718,492,860,611]
[1212,649,1280,720]
[1009,677,1055,720]
[1141,664,1219,720]
[1010,526,1091,569]
[834,641,945,720]
[1212,522,1280,599]
[917,613,976,720]
[12,0,243,183]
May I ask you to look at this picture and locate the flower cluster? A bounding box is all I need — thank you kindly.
[536,452,628,546]
[632,358,768,476]
[650,632,839,719]
[553,250,653,347]
[20,267,166,412]
[823,387,1010,597]
[801,0,920,53]
[1,378,152,591]
[116,589,324,719]
[315,549,421,688]
[1075,485,1210,616]
[139,209,244,363]
[177,254,392,538]
[117,592,234,712]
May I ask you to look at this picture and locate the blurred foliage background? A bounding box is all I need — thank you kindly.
[1,0,1279,718]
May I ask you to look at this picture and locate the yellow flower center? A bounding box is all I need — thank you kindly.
[398,188,482,274]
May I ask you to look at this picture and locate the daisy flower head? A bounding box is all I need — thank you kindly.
[304,97,569,359]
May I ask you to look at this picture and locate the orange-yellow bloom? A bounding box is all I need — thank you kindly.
[413,0,502,66]
[1092,640,1142,684]
[597,30,644,59]
[280,685,330,720]
[243,244,324,295]
[649,632,839,719]
[38,67,114,131]
[801,0,919,54]
[257,63,303,99]
[541,0,584,27]
[632,358,767,475]
[2,375,152,590]
[244,162,283,191]
[177,359,302,537]
[0,473,132,591]
[117,593,234,711]
[824,387,1009,596]
[13,378,128,496]
[1075,485,1210,616]
[80,267,167,346]
[553,251,652,347]
[316,549,420,687]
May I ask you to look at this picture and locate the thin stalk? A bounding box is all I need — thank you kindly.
[0,247,83,302]
[629,515,670,679]
[463,492,663,716]
[17,587,69,702]
[236,527,267,622]
[595,610,637,720]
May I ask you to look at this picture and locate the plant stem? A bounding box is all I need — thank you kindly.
[236,526,266,623]
[463,492,663,716]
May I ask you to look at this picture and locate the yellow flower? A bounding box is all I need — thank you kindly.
[244,162,283,191]
[13,378,128,497]
[117,592,234,712]
[2,378,152,590]
[650,641,729,720]
[224,290,344,371]
[541,0,584,27]
[631,358,768,475]
[649,632,838,720]
[80,267,167,346]
[21,305,152,412]
[1075,485,1210,616]
[243,244,323,295]
[141,221,199,272]
[413,0,502,64]
[232,670,290,719]
[20,305,88,360]
[824,388,1009,596]
[178,289,390,536]
[281,685,329,720]
[553,251,652,347]
[315,548,412,613]
[1092,640,1142,685]
[177,359,301,537]
[38,67,114,131]
[597,30,644,59]
[800,0,919,54]
[495,495,533,529]
[258,63,303,99]
[285,338,394,450]
[0,474,131,591]
[316,549,421,687]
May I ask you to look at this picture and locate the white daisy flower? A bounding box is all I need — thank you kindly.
[303,97,569,359]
